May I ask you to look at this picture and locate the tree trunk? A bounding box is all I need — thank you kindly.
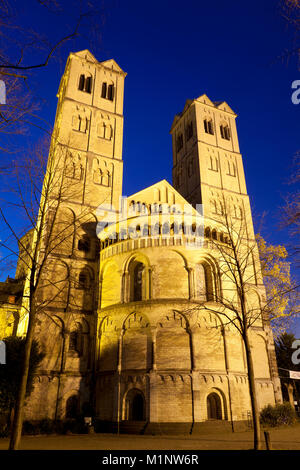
[9,304,36,450]
[243,329,262,450]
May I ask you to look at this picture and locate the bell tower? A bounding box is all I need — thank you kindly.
[54,49,126,209]
[170,94,255,238]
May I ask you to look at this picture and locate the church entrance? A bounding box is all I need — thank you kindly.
[207,392,222,420]
[124,389,145,421]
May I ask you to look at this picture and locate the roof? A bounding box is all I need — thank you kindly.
[170,94,237,131]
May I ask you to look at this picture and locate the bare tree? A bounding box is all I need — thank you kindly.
[0,135,100,449]
[279,0,300,67]
[180,195,299,450]
[0,0,102,150]
[280,153,300,266]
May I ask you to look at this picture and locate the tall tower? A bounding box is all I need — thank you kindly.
[55,49,126,209]
[170,94,282,407]
[170,94,255,239]
[22,50,127,421]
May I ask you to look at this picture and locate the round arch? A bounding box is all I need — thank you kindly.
[123,388,146,421]
[194,255,221,302]
[123,252,151,302]
[205,388,227,420]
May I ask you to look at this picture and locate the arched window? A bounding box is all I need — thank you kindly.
[69,331,78,351]
[69,325,83,355]
[152,223,161,236]
[142,225,149,237]
[212,229,217,240]
[133,262,144,301]
[78,74,92,93]
[195,264,207,300]
[85,76,92,93]
[108,84,114,101]
[129,201,136,214]
[162,222,170,235]
[207,393,222,420]
[101,82,107,98]
[204,118,214,135]
[128,258,148,302]
[205,227,211,238]
[125,389,145,421]
[101,82,114,101]
[78,74,85,91]
[195,263,215,301]
[205,264,215,301]
[170,222,179,235]
[78,236,90,253]
[195,262,215,301]
[220,124,230,140]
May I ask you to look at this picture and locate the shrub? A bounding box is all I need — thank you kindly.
[260,402,297,427]
[22,420,39,435]
[21,418,88,436]
[39,418,55,434]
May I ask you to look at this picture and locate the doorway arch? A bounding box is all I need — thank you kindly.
[124,389,146,421]
[207,392,222,420]
[66,394,79,419]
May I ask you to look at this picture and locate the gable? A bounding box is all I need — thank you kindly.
[128,180,200,216]
[73,49,98,63]
[215,101,236,115]
[195,94,215,107]
[100,59,127,75]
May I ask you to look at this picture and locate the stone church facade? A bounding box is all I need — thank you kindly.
[1,50,282,433]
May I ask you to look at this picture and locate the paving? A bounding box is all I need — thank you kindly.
[0,423,300,450]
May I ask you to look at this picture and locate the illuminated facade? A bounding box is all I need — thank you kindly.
[2,50,282,433]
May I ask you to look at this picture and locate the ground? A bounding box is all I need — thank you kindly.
[0,423,300,450]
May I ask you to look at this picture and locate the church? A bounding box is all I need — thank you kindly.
[0,50,282,434]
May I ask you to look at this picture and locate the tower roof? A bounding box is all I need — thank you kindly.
[170,94,236,131]
[71,50,127,75]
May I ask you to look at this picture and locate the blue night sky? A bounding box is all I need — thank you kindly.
[0,1,299,331]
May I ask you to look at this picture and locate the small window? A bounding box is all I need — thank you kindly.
[220,124,230,140]
[78,74,92,93]
[101,82,107,98]
[133,262,144,301]
[205,227,211,238]
[204,119,214,135]
[78,237,90,253]
[85,76,92,93]
[78,74,85,91]
[108,84,114,101]
[101,82,114,101]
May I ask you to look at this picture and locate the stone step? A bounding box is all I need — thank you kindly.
[95,419,248,435]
